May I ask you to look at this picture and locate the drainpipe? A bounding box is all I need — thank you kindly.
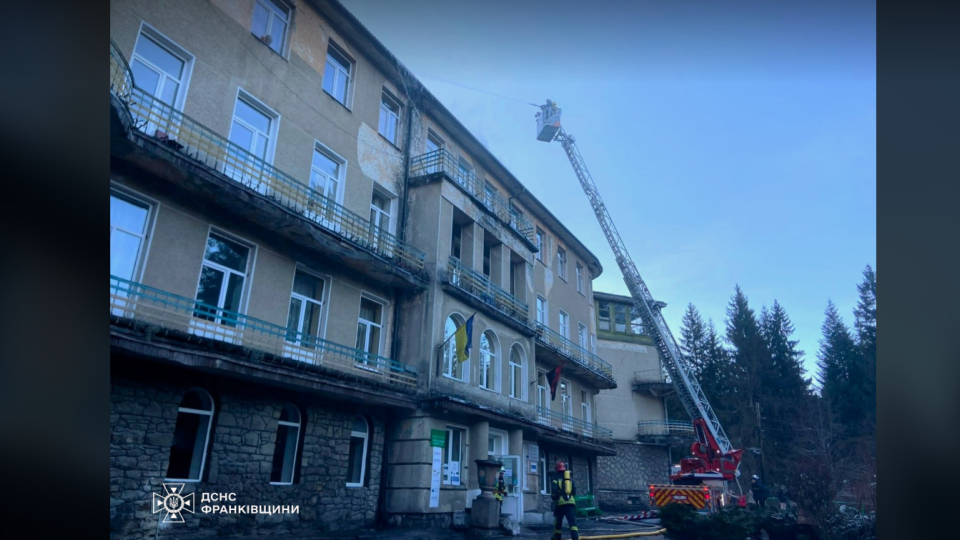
[389,92,416,365]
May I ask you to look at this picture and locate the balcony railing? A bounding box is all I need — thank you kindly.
[633,369,672,385]
[409,149,536,245]
[535,323,615,382]
[109,276,418,389]
[636,420,694,437]
[109,40,426,277]
[446,256,530,327]
[537,406,612,441]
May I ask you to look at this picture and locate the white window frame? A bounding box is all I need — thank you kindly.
[557,246,567,280]
[578,322,588,351]
[109,185,158,285]
[590,333,597,355]
[443,313,469,383]
[581,390,592,424]
[560,379,572,430]
[131,21,195,112]
[559,310,570,340]
[539,449,548,494]
[191,228,255,334]
[443,424,468,486]
[536,296,548,326]
[488,428,508,457]
[270,403,302,485]
[225,89,280,194]
[251,0,291,56]
[370,187,394,236]
[284,267,328,359]
[378,89,402,146]
[537,370,548,410]
[535,228,545,262]
[165,388,215,483]
[508,345,524,400]
[346,416,370,488]
[323,40,354,108]
[308,141,347,230]
[479,330,499,392]
[484,180,499,210]
[356,294,386,369]
[576,263,584,294]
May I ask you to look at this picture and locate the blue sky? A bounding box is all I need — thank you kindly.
[341,0,876,382]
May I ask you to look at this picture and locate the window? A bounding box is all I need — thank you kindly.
[559,311,570,340]
[599,301,644,335]
[226,92,278,190]
[537,370,548,409]
[370,190,392,251]
[451,222,463,260]
[578,323,588,350]
[270,404,302,484]
[130,26,191,110]
[443,315,468,381]
[443,426,466,485]
[482,243,492,277]
[285,270,325,349]
[356,297,384,367]
[536,296,547,325]
[194,232,250,326]
[251,0,290,55]
[166,388,214,482]
[484,180,498,210]
[590,333,596,355]
[457,155,473,186]
[539,449,548,494]
[508,205,521,231]
[581,390,592,424]
[598,302,611,331]
[308,145,343,227]
[110,190,151,282]
[425,130,443,174]
[479,331,498,391]
[323,42,352,106]
[346,416,369,487]
[560,380,572,418]
[379,90,401,145]
[576,263,584,294]
[535,228,545,262]
[488,430,506,457]
[509,345,523,399]
[557,247,567,280]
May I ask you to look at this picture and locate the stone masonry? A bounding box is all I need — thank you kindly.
[110,372,386,539]
[596,442,670,512]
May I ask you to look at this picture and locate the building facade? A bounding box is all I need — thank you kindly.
[593,292,674,512]
[109,0,621,537]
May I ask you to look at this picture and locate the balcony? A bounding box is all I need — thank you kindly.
[409,149,537,248]
[535,323,617,389]
[636,420,695,445]
[441,256,535,336]
[109,276,418,391]
[109,41,426,289]
[632,369,676,397]
[537,406,612,443]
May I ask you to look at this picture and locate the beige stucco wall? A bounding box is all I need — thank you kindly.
[594,337,665,440]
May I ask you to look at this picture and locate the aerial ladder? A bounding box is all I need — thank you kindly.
[534,100,744,506]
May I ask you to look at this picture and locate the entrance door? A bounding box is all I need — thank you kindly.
[493,455,523,522]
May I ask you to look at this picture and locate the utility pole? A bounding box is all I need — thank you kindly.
[755,401,765,481]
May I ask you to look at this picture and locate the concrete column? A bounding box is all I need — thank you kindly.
[508,428,523,456]
[467,420,489,491]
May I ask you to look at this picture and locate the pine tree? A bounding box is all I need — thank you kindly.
[816,300,862,438]
[680,303,709,375]
[853,265,877,436]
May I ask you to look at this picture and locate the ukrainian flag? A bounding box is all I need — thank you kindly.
[455,315,475,362]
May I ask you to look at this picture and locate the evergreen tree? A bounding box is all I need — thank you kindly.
[816,300,862,438]
[679,303,709,375]
[853,265,877,435]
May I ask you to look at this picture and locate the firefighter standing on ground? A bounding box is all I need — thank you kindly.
[550,461,579,540]
[494,468,507,507]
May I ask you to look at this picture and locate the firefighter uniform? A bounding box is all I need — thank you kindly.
[550,463,579,540]
[494,470,507,506]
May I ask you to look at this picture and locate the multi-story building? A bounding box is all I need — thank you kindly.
[109,0,619,537]
[592,292,675,512]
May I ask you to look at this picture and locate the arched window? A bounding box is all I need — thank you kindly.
[346,416,369,487]
[270,403,302,485]
[166,388,214,482]
[442,314,468,382]
[479,330,498,391]
[509,345,524,400]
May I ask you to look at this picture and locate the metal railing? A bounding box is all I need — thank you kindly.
[535,323,615,382]
[109,42,425,276]
[636,420,694,437]
[409,149,536,244]
[446,257,529,327]
[109,276,418,389]
[537,406,612,441]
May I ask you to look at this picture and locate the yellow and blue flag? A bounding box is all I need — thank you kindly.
[455,315,475,362]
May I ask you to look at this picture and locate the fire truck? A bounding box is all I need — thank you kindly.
[535,102,745,514]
